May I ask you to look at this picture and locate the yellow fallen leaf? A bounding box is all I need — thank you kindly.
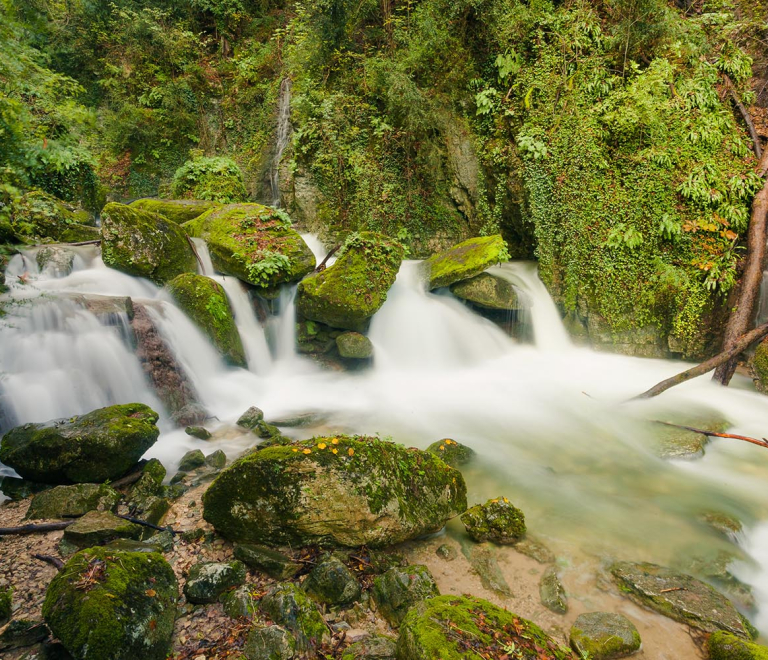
[348,448,354,456]
[303,449,312,455]
[318,443,327,450]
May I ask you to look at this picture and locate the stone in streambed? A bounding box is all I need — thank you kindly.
[205,449,227,469]
[185,426,212,440]
[36,246,76,277]
[259,583,328,652]
[540,566,567,614]
[60,511,142,554]
[336,332,374,359]
[708,631,768,660]
[178,449,206,472]
[243,624,297,660]
[12,191,98,244]
[569,612,641,659]
[424,235,509,290]
[461,497,526,544]
[449,272,521,310]
[372,565,439,626]
[237,406,264,429]
[184,560,246,604]
[25,483,120,520]
[233,543,301,580]
[221,585,260,618]
[426,438,475,468]
[304,555,361,607]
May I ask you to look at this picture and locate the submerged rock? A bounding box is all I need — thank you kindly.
[101,202,197,285]
[184,203,314,289]
[11,191,98,244]
[129,198,220,224]
[459,542,512,597]
[708,631,768,660]
[36,246,76,277]
[372,565,440,626]
[202,435,467,548]
[336,332,374,359]
[513,536,556,564]
[540,566,568,614]
[461,497,526,544]
[0,403,159,484]
[304,555,361,607]
[610,561,755,639]
[296,232,403,331]
[424,235,509,290]
[569,612,641,659]
[183,560,246,604]
[166,273,246,367]
[233,543,302,580]
[426,438,475,468]
[259,583,328,652]
[449,272,521,310]
[42,547,178,660]
[25,483,120,520]
[650,414,729,460]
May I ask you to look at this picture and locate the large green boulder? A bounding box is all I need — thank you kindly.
[569,612,641,659]
[203,435,467,548]
[129,198,220,224]
[165,273,246,367]
[101,202,197,285]
[424,235,509,290]
[708,631,768,660]
[184,203,314,289]
[25,483,120,520]
[296,232,403,331]
[0,403,160,484]
[11,191,98,244]
[42,547,178,660]
[396,595,577,660]
[449,273,521,310]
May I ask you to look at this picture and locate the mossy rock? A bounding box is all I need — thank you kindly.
[36,246,76,277]
[171,156,248,203]
[304,555,361,607]
[0,619,49,650]
[297,232,403,331]
[25,483,120,520]
[449,273,521,310]
[11,191,98,244]
[166,273,246,367]
[425,439,475,468]
[183,560,246,604]
[237,406,264,429]
[221,585,260,619]
[649,412,729,460]
[129,199,220,224]
[540,566,568,614]
[751,338,768,394]
[185,426,212,440]
[243,624,297,660]
[336,332,374,359]
[610,561,755,639]
[206,449,227,469]
[569,612,641,659]
[233,543,302,580]
[178,449,206,472]
[101,202,197,285]
[372,565,439,626]
[461,497,526,544]
[0,588,11,624]
[184,203,315,289]
[60,510,142,554]
[202,435,467,548]
[424,235,509,290]
[0,403,160,484]
[708,631,768,660]
[42,547,178,660]
[396,595,577,660]
[0,476,49,501]
[259,583,328,653]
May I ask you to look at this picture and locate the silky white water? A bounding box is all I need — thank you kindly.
[2,241,768,637]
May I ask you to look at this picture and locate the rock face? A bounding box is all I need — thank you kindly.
[101,202,197,285]
[0,403,160,484]
[610,561,755,639]
[259,583,328,653]
[424,235,509,290]
[450,273,521,310]
[372,565,440,626]
[397,595,577,660]
[12,191,98,244]
[129,199,220,224]
[336,332,374,359]
[25,483,120,520]
[304,555,361,607]
[166,273,246,367]
[570,612,641,659]
[184,204,315,289]
[202,435,467,548]
[42,547,178,660]
[461,497,526,544]
[708,631,768,660]
[426,439,475,468]
[183,561,246,604]
[296,232,403,331]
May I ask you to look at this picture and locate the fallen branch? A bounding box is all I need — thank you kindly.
[185,235,205,274]
[116,514,178,536]
[725,74,762,159]
[32,553,64,570]
[0,521,73,536]
[632,321,768,399]
[314,244,341,272]
[109,470,144,490]
[652,420,768,450]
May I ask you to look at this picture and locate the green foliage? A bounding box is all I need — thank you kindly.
[171,155,248,202]
[244,250,292,287]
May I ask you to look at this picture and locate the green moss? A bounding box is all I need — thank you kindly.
[425,235,509,290]
[259,583,328,653]
[426,439,475,468]
[25,483,121,520]
[461,497,526,544]
[101,202,197,285]
[129,199,220,224]
[752,339,768,393]
[60,510,143,553]
[11,191,98,244]
[166,273,246,367]
[708,631,768,660]
[171,156,248,203]
[296,232,403,331]
[569,612,640,659]
[0,587,12,623]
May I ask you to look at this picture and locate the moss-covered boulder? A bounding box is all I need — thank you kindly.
[25,483,120,520]
[11,191,98,244]
[185,426,212,440]
[396,595,577,660]
[0,619,49,650]
[296,232,403,331]
[259,583,328,653]
[461,497,526,544]
[708,631,768,660]
[129,198,220,224]
[336,332,374,359]
[304,555,361,607]
[166,273,246,367]
[178,449,206,472]
[184,203,314,289]
[0,403,160,484]
[610,561,754,639]
[171,155,248,203]
[101,202,197,285]
[203,435,466,548]
[42,547,178,660]
[426,439,475,468]
[569,612,641,659]
[237,406,264,429]
[60,511,142,554]
[424,235,509,290]
[372,565,439,626]
[449,273,521,310]
[183,560,246,604]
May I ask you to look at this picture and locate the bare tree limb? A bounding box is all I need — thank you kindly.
[32,553,64,570]
[724,74,762,159]
[652,420,768,449]
[186,235,205,274]
[315,244,341,272]
[0,521,73,536]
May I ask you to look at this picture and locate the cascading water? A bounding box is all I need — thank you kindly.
[270,78,292,208]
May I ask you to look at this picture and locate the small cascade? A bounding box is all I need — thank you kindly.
[270,78,292,208]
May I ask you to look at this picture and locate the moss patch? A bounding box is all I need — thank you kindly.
[425,235,509,290]
[461,497,526,544]
[129,199,220,225]
[708,631,768,660]
[11,191,98,244]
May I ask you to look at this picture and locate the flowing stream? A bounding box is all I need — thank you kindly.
[2,240,768,636]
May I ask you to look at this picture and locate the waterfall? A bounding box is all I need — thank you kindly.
[270,78,292,208]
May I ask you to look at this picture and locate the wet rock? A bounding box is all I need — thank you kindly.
[233,543,302,580]
[424,235,509,290]
[750,337,768,394]
[0,476,49,501]
[184,203,315,289]
[680,550,756,611]
[650,415,729,460]
[259,583,328,652]
[461,497,526,544]
[426,438,475,468]
[42,547,178,660]
[708,631,768,660]
[513,536,555,564]
[569,612,641,659]
[0,403,159,484]
[699,511,743,540]
[396,595,576,660]
[297,318,343,354]
[63,293,135,321]
[166,273,246,367]
[341,634,397,660]
[450,273,521,310]
[610,561,755,638]
[205,449,227,469]
[237,406,264,429]
[296,232,403,331]
[435,544,457,561]
[129,198,220,224]
[0,588,11,623]
[178,449,206,472]
[221,585,259,619]
[336,332,374,359]
[540,566,568,614]
[304,555,361,607]
[184,560,246,604]
[11,191,98,244]
[203,435,467,548]
[25,483,120,520]
[0,619,49,650]
[185,426,212,440]
[144,530,175,552]
[243,624,297,660]
[372,565,440,626]
[60,510,142,554]
[460,542,512,597]
[268,411,327,428]
[126,459,170,527]
[36,246,76,277]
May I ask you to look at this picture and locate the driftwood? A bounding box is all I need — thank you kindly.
[32,553,64,570]
[632,320,768,399]
[117,514,178,536]
[186,235,205,273]
[725,74,762,159]
[109,469,144,490]
[315,244,341,272]
[0,521,73,536]
[652,420,768,450]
